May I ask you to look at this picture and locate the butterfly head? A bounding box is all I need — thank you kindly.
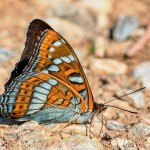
[94,103,107,113]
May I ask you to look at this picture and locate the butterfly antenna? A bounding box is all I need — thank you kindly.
[104,87,146,105]
[105,104,138,114]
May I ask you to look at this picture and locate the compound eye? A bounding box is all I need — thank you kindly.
[98,107,104,113]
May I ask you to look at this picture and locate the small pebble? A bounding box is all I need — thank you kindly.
[106,120,125,131]
[0,47,14,62]
[112,15,139,41]
[65,135,103,150]
[94,36,107,57]
[133,61,150,89]
[127,90,145,109]
[111,138,136,149]
[116,89,145,109]
[91,58,127,75]
[131,123,150,136]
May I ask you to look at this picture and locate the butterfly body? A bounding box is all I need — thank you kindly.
[0,19,105,124]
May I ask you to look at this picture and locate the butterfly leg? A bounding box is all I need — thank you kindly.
[85,123,92,138]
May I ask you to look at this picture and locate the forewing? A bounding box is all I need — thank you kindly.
[23,20,94,111]
[5,19,52,89]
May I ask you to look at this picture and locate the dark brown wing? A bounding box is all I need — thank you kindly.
[5,19,53,89]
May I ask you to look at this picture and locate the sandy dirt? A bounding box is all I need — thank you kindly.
[0,0,150,149]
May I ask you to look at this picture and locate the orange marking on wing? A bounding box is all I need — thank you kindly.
[10,96,30,118]
[16,96,31,103]
[66,90,74,99]
[42,30,60,45]
[74,84,85,92]
[40,45,48,51]
[27,76,42,85]
[45,90,65,107]
[44,83,74,108]
[20,82,34,90]
[47,30,59,39]
[60,100,70,107]
[35,59,48,70]
[19,89,32,96]
[33,30,62,71]
[11,74,51,118]
[43,37,51,43]
[10,110,26,118]
[39,59,48,65]
[43,73,86,112]
[34,68,41,72]
[40,43,49,49]
[36,73,50,80]
[39,51,50,59]
[65,69,78,76]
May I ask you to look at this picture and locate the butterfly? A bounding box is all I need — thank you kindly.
[0,19,106,124]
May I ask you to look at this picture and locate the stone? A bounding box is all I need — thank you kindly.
[91,58,127,75]
[133,61,150,89]
[0,120,105,149]
[94,36,107,57]
[106,120,125,131]
[117,89,145,109]
[112,15,139,41]
[111,138,136,149]
[0,47,14,62]
[50,3,96,31]
[91,115,102,137]
[131,123,150,136]
[64,135,103,150]
[127,90,145,109]
[61,124,87,138]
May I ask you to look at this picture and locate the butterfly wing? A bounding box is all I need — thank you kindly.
[26,19,94,110]
[5,19,52,89]
[1,19,94,122]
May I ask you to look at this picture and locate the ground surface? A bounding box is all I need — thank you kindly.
[0,0,150,149]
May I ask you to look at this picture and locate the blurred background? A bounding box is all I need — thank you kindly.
[0,0,150,148]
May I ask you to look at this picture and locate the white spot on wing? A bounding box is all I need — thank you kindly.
[68,55,75,61]
[53,41,62,46]
[40,82,52,90]
[48,65,60,72]
[80,90,87,99]
[48,78,57,85]
[26,98,45,114]
[33,92,47,101]
[35,43,37,47]
[34,86,49,95]
[53,58,62,64]
[37,36,40,41]
[61,38,66,43]
[49,47,55,52]
[48,55,52,59]
[68,76,84,83]
[60,56,71,63]
[42,70,49,73]
[37,54,41,58]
